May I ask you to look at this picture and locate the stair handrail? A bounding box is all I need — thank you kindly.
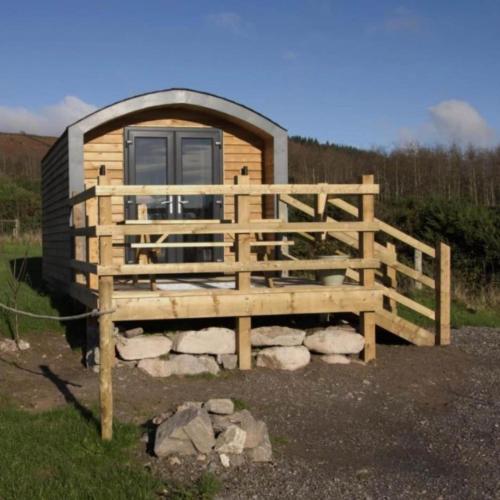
[279,190,451,346]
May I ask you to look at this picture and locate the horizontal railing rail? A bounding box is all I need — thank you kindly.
[96,257,379,277]
[93,183,379,197]
[74,221,379,237]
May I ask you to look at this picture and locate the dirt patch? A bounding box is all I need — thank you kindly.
[1,326,499,498]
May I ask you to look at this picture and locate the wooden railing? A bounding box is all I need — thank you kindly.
[69,172,380,288]
[279,184,451,347]
[69,169,450,350]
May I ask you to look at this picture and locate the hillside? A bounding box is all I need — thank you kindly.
[1,131,499,207]
[0,132,56,180]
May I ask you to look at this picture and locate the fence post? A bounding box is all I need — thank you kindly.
[359,174,376,362]
[235,168,252,370]
[414,249,423,290]
[435,242,451,345]
[13,218,20,239]
[97,167,115,440]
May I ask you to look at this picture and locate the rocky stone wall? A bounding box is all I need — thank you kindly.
[87,324,366,375]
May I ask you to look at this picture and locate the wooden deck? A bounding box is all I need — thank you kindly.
[111,278,382,322]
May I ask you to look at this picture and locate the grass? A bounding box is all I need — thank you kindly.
[0,403,161,499]
[398,289,500,329]
[232,398,250,411]
[270,435,289,446]
[0,399,223,500]
[165,473,222,500]
[0,241,65,338]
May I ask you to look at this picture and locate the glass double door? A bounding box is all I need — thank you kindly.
[125,128,223,264]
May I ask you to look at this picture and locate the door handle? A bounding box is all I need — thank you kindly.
[161,195,174,215]
[177,196,189,213]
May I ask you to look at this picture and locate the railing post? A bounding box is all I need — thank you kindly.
[385,242,397,313]
[315,185,328,242]
[435,242,451,345]
[97,167,115,440]
[359,174,376,362]
[136,203,157,291]
[72,191,86,285]
[235,168,252,370]
[87,178,99,291]
[414,249,423,290]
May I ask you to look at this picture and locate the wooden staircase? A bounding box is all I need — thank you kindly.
[279,187,451,347]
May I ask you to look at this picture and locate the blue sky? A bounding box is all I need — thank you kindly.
[0,0,499,149]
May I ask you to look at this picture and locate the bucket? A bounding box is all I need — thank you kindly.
[317,255,347,286]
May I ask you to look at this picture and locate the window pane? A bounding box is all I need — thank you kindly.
[133,137,168,214]
[181,138,212,185]
[134,137,168,185]
[180,137,216,262]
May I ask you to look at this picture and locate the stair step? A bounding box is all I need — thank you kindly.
[375,309,435,346]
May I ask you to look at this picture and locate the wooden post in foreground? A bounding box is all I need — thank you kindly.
[435,242,451,346]
[235,168,252,370]
[97,167,115,440]
[359,174,376,362]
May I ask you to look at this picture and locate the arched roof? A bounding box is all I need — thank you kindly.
[70,88,287,134]
[66,88,288,192]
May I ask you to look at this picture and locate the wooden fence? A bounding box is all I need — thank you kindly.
[0,218,20,238]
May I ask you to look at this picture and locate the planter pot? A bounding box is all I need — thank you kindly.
[317,255,347,286]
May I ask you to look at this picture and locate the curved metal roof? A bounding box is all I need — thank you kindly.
[48,88,288,194]
[69,87,287,132]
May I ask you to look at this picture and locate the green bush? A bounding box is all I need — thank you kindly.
[380,197,500,291]
[0,179,41,231]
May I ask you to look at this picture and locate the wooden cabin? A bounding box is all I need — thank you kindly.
[42,89,287,286]
[41,89,451,439]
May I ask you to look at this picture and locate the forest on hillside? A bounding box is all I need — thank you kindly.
[0,133,499,298]
[1,133,499,207]
[289,137,500,206]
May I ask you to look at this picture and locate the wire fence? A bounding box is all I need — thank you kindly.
[0,302,115,321]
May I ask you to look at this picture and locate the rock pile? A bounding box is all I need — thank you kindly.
[153,399,272,467]
[88,323,365,374]
[253,325,364,369]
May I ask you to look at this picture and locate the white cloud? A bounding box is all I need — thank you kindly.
[0,96,97,136]
[428,100,496,147]
[399,100,497,148]
[206,12,245,35]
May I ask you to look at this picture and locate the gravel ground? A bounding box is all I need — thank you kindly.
[1,326,499,499]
